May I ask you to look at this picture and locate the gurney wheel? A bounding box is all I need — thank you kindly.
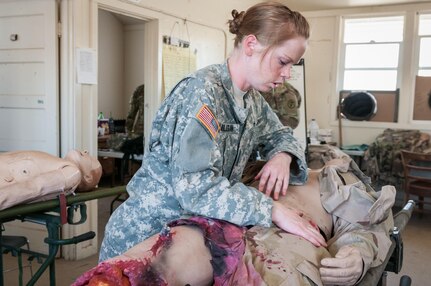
[399,275,411,286]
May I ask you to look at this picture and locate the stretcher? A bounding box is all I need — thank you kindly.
[0,186,127,286]
[358,200,414,286]
[1,188,414,286]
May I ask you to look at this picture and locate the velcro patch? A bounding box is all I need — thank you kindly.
[196,105,220,139]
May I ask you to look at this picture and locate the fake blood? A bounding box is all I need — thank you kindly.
[72,260,168,286]
[73,231,175,286]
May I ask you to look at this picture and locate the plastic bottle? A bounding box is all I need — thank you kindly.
[108,112,115,134]
[98,112,105,120]
[308,119,320,144]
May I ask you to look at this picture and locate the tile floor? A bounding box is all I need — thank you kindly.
[2,195,431,285]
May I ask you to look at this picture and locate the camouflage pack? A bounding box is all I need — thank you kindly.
[261,82,301,129]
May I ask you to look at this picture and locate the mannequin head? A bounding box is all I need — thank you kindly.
[65,150,102,191]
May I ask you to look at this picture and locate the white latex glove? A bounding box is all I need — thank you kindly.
[320,246,364,285]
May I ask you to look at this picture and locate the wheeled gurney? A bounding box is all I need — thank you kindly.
[0,186,127,286]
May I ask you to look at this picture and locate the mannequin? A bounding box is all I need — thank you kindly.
[0,150,102,210]
[74,148,395,286]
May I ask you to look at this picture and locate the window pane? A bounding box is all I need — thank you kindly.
[344,70,397,90]
[344,16,404,43]
[418,70,431,76]
[419,14,431,36]
[419,37,431,67]
[345,44,399,68]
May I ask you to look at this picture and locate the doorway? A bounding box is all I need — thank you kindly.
[98,9,146,135]
[97,9,147,188]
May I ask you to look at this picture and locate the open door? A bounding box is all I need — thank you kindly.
[0,0,59,254]
[0,0,59,155]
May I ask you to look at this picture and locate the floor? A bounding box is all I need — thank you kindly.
[2,194,431,285]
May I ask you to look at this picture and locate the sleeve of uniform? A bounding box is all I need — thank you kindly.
[255,96,308,185]
[170,80,273,227]
[322,165,396,282]
[327,218,380,282]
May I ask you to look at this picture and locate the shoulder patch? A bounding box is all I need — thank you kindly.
[196,104,220,139]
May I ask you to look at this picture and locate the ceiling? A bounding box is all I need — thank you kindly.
[282,0,431,11]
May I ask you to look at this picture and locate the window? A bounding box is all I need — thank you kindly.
[341,16,404,90]
[418,13,431,76]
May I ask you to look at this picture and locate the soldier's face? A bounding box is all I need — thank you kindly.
[248,36,306,92]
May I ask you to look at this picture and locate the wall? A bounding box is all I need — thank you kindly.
[98,9,125,119]
[124,24,146,116]
[98,11,147,120]
[303,2,431,146]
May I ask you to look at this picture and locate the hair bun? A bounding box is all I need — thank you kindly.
[228,9,245,34]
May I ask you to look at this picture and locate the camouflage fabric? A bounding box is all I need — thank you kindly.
[99,62,307,261]
[126,84,145,135]
[362,128,430,190]
[237,145,395,285]
[261,82,301,129]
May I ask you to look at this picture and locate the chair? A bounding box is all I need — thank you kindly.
[1,234,33,286]
[400,150,431,213]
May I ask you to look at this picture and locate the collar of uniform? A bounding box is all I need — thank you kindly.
[220,61,249,124]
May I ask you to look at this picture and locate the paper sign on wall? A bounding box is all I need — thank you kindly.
[77,48,97,85]
[162,44,196,98]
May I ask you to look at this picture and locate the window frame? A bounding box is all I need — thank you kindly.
[339,14,405,92]
[417,12,431,76]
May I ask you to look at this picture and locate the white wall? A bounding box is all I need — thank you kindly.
[98,12,147,120]
[98,9,125,119]
[124,24,146,116]
[303,2,431,146]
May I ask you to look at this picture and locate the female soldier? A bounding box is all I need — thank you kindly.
[100,1,325,261]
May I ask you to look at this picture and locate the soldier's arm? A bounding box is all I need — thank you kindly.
[255,95,307,185]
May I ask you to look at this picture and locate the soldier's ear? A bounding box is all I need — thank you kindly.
[243,35,258,56]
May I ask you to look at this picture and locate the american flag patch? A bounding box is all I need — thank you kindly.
[196,105,220,139]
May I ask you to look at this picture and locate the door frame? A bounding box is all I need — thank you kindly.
[60,0,160,259]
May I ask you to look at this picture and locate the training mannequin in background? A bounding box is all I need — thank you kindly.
[0,150,102,210]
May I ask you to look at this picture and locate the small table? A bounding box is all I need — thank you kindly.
[98,150,143,185]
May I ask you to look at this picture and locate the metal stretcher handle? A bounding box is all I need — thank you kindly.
[393,200,415,233]
[44,231,95,245]
[385,200,415,276]
[358,200,415,286]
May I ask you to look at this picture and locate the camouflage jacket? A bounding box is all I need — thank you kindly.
[363,128,430,189]
[140,61,307,225]
[126,84,145,135]
[238,146,395,286]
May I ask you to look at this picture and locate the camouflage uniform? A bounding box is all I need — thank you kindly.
[126,84,145,135]
[99,62,307,261]
[362,128,430,190]
[261,81,301,129]
[236,146,395,285]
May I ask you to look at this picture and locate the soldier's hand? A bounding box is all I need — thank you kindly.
[255,152,291,200]
[272,201,327,247]
[320,246,363,285]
